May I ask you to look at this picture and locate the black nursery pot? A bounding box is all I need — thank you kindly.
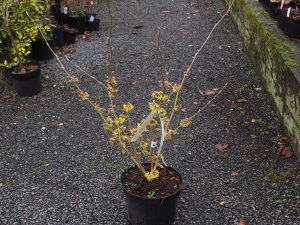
[54,26,64,47]
[121,166,182,225]
[9,65,41,97]
[31,39,54,60]
[269,2,280,19]
[64,30,77,44]
[87,19,100,31]
[68,16,86,34]
[284,16,300,38]
[277,9,287,30]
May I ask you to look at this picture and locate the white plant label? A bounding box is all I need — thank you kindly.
[63,7,68,14]
[280,0,285,9]
[89,16,95,22]
[287,7,291,18]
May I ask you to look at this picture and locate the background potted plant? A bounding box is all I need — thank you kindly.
[0,0,48,96]
[64,0,86,34]
[85,0,100,31]
[284,5,300,37]
[63,25,78,44]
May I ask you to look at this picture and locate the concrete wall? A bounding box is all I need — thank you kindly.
[225,0,300,159]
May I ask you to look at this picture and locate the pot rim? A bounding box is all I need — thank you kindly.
[121,163,183,200]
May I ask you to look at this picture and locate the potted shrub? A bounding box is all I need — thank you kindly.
[0,0,48,96]
[31,29,55,60]
[284,6,300,37]
[277,0,295,30]
[85,0,100,31]
[65,0,86,34]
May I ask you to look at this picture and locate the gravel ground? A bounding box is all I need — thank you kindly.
[1,0,300,224]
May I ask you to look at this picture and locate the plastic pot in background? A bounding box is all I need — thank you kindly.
[68,16,86,34]
[121,165,182,225]
[64,28,77,44]
[54,26,64,47]
[269,2,280,19]
[277,8,288,30]
[87,19,100,31]
[9,64,41,97]
[31,39,55,60]
[284,16,300,38]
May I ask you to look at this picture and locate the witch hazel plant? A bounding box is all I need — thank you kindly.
[41,0,233,184]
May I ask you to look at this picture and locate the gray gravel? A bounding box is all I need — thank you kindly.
[1,0,300,224]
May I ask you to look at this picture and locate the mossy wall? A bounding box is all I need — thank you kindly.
[225,0,300,160]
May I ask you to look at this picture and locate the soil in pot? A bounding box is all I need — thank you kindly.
[31,39,55,60]
[64,27,78,44]
[8,64,41,96]
[87,19,100,31]
[68,16,86,34]
[121,164,182,225]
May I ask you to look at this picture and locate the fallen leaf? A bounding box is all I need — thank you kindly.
[204,88,219,96]
[231,170,240,177]
[238,219,247,225]
[218,200,225,206]
[215,144,229,152]
[2,95,11,100]
[69,202,79,208]
[0,182,4,187]
[235,99,247,103]
[279,145,293,158]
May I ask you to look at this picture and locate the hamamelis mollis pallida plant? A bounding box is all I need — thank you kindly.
[70,73,193,182]
[60,0,231,183]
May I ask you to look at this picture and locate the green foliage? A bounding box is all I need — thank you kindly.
[0,0,51,70]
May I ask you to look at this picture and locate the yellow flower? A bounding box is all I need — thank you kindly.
[144,170,160,182]
[94,104,104,115]
[180,118,192,127]
[109,137,117,144]
[115,114,126,126]
[68,76,79,84]
[79,91,90,101]
[130,128,137,135]
[149,101,161,112]
[142,150,149,156]
[165,129,177,140]
[157,108,167,117]
[103,117,113,130]
[149,119,158,126]
[123,103,134,112]
[172,84,181,93]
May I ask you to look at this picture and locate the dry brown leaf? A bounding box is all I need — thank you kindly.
[238,219,247,225]
[69,202,79,208]
[205,88,219,96]
[215,144,229,152]
[279,145,293,158]
[2,95,11,100]
[231,170,240,177]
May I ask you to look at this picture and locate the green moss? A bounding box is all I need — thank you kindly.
[284,59,300,69]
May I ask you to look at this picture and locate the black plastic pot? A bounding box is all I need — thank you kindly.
[9,64,41,96]
[54,26,64,47]
[87,19,100,31]
[64,30,77,44]
[277,8,287,30]
[121,165,182,225]
[284,16,300,38]
[31,39,54,60]
[269,2,280,19]
[68,16,86,34]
